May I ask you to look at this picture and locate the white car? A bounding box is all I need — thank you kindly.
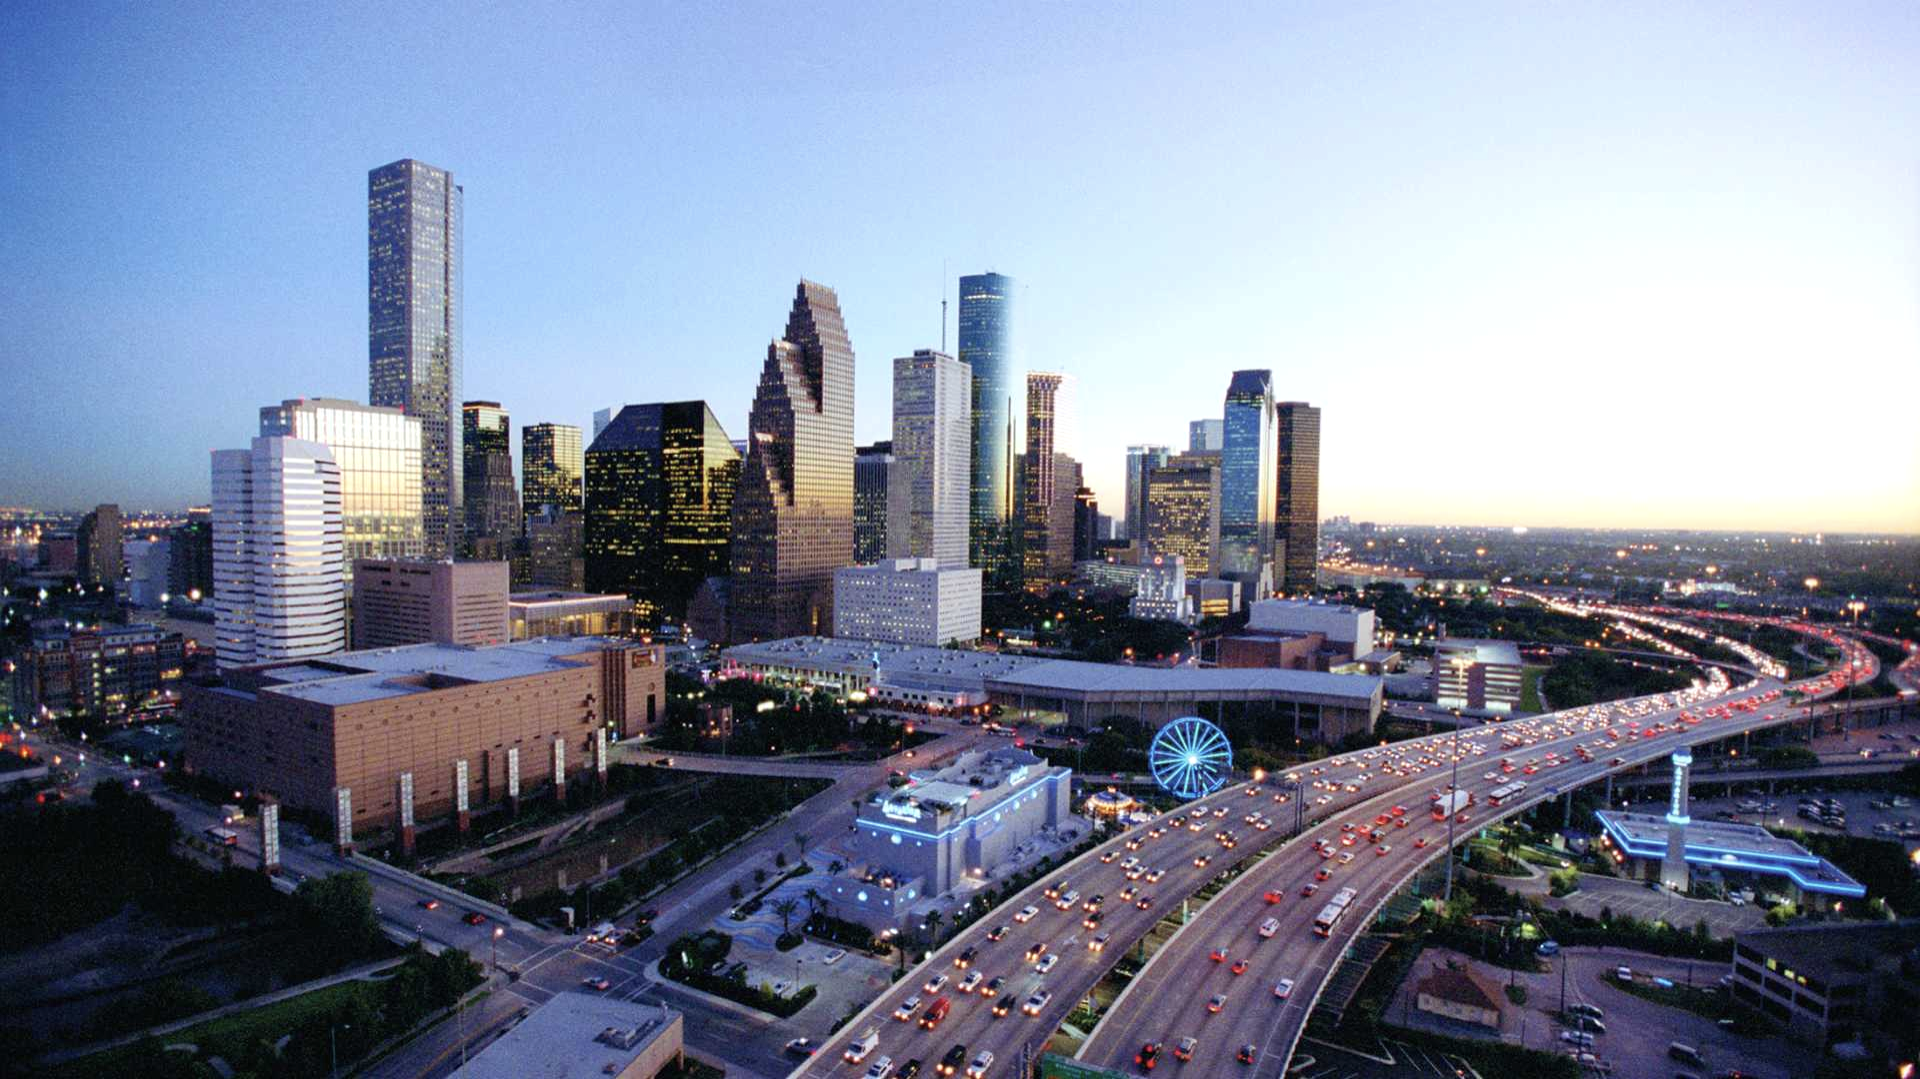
[958,971,984,993]
[966,1050,995,1079]
[1035,953,1059,974]
[893,995,922,1021]
[923,974,949,995]
[867,1056,896,1079]
[1258,917,1279,939]
[1022,989,1053,1015]
[1337,852,1355,865]
[1273,978,1295,999]
[844,1029,879,1064]
[1056,890,1080,910]
[1014,905,1039,923]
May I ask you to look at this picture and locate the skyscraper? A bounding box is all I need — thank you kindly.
[461,400,518,557]
[1189,418,1223,453]
[728,281,856,642]
[584,402,740,625]
[888,349,971,569]
[259,398,424,579]
[522,422,584,518]
[368,158,461,558]
[1275,401,1322,595]
[957,272,1017,589]
[1146,450,1221,578]
[1219,370,1277,591]
[1125,445,1172,540]
[854,441,893,564]
[77,503,123,591]
[168,507,213,603]
[1020,372,1074,590]
[211,436,345,668]
[1073,486,1101,562]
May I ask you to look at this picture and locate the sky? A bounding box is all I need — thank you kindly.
[2,2,1918,533]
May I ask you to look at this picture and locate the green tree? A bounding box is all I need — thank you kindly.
[772,897,800,936]
[291,871,386,971]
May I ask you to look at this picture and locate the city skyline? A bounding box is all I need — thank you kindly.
[3,6,1919,534]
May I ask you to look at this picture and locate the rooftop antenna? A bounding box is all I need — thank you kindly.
[940,258,948,353]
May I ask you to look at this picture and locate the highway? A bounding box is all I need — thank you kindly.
[791,616,1877,1079]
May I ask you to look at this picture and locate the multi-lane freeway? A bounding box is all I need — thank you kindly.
[792,616,1880,1079]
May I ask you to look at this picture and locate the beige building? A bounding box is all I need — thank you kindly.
[182,637,664,845]
[462,994,682,1079]
[1414,965,1503,1029]
[509,591,632,640]
[353,559,509,649]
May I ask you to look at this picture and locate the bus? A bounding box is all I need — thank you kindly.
[1486,781,1529,807]
[1311,887,1358,937]
[204,826,239,847]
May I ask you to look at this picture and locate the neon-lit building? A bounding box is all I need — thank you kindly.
[1592,810,1864,909]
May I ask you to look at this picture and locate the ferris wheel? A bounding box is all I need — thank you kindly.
[1148,716,1234,801]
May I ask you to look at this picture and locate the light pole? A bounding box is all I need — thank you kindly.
[330,1022,351,1079]
[1443,717,1462,903]
[491,925,504,977]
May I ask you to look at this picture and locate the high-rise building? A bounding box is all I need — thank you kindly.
[167,508,213,603]
[1020,372,1075,590]
[1188,418,1223,453]
[1146,450,1221,577]
[526,507,586,592]
[887,349,971,569]
[522,422,584,519]
[77,503,123,591]
[258,398,424,579]
[585,402,740,626]
[461,401,519,557]
[368,158,461,558]
[854,441,893,564]
[1219,370,1277,591]
[1124,445,1171,540]
[352,559,510,649]
[957,272,1018,589]
[1073,486,1100,562]
[1275,401,1322,596]
[728,281,856,642]
[832,558,983,646]
[211,436,345,668]
[592,405,626,442]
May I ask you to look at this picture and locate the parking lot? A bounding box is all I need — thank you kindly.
[1549,872,1768,935]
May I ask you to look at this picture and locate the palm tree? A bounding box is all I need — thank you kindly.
[772,897,800,936]
[923,909,944,944]
[793,832,812,862]
[802,888,825,919]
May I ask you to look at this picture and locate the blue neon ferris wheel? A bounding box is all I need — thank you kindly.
[1149,716,1234,801]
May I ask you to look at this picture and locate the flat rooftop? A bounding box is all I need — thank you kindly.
[1434,638,1524,667]
[1734,920,1920,984]
[1595,811,1865,897]
[725,636,1042,681]
[248,637,626,706]
[459,992,680,1079]
[987,659,1382,703]
[509,591,629,606]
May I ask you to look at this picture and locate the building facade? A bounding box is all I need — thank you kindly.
[1124,445,1171,541]
[888,349,971,569]
[10,622,187,722]
[1020,372,1074,590]
[78,503,123,590]
[1128,554,1192,622]
[1145,450,1221,577]
[258,397,425,576]
[212,437,346,668]
[1274,401,1321,595]
[522,422,584,519]
[957,272,1018,590]
[368,158,461,559]
[1244,598,1374,661]
[728,281,856,642]
[584,402,739,626]
[831,558,983,646]
[526,507,586,591]
[853,441,893,565]
[1219,370,1277,590]
[352,559,510,649]
[1730,922,1920,1048]
[167,509,213,602]
[1188,417,1222,453]
[461,400,519,557]
[1432,638,1524,713]
[508,591,632,640]
[1073,486,1100,563]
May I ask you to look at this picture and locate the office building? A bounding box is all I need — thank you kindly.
[1188,418,1222,452]
[461,994,684,1079]
[1020,372,1074,590]
[1129,554,1192,622]
[182,636,666,838]
[368,158,462,558]
[78,503,123,590]
[526,507,585,591]
[38,531,78,574]
[1145,450,1221,577]
[523,422,584,518]
[1240,598,1374,662]
[10,622,187,722]
[957,272,1018,589]
[831,558,983,646]
[841,747,1071,919]
[211,436,346,668]
[854,441,893,564]
[1432,637,1524,713]
[1730,922,1920,1048]
[258,397,425,576]
[351,559,509,649]
[461,401,519,557]
[1073,486,1100,562]
[1219,370,1277,591]
[728,281,855,642]
[585,402,739,626]
[508,591,632,640]
[1124,445,1171,540]
[168,508,213,602]
[126,537,170,607]
[887,349,971,569]
[592,405,626,443]
[1187,577,1241,621]
[1275,401,1321,595]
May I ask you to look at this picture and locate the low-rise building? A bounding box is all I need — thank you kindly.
[460,992,683,1079]
[9,622,189,722]
[509,591,633,640]
[352,559,510,649]
[1432,637,1524,713]
[1593,810,1864,909]
[1414,964,1503,1029]
[831,558,982,646]
[1730,921,1920,1048]
[1246,599,1374,660]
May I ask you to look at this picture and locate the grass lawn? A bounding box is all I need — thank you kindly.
[1610,976,1772,1037]
[1520,665,1547,712]
[48,980,372,1078]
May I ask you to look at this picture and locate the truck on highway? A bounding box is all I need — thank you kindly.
[1430,790,1473,819]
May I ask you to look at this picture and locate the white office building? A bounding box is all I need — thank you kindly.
[833,558,982,646]
[1129,554,1193,622]
[887,349,971,569]
[1247,598,1376,660]
[1433,637,1525,713]
[212,436,346,668]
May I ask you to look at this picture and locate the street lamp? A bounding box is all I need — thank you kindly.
[330,1022,351,1079]
[491,925,504,975]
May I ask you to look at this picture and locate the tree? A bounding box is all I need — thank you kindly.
[794,832,812,861]
[923,909,944,944]
[292,872,385,971]
[772,897,800,935]
[802,887,825,919]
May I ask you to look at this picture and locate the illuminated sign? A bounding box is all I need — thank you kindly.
[884,800,922,823]
[1007,766,1030,787]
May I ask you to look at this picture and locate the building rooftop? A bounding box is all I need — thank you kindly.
[1416,964,1504,1012]
[1433,638,1524,667]
[986,659,1382,703]
[509,591,629,606]
[1734,920,1920,984]
[248,637,628,706]
[458,992,680,1079]
[1595,811,1866,897]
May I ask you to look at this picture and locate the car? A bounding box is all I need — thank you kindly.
[1415,836,1430,848]
[1126,865,1148,880]
[784,1037,817,1057]
[1536,941,1559,957]
[937,1045,969,1076]
[1121,856,1141,870]
[1014,905,1039,923]
[991,996,1013,1016]
[965,1050,994,1079]
[1337,852,1355,865]
[981,976,1004,997]
[1089,932,1112,952]
[1318,847,1336,860]
[924,973,949,994]
[1193,854,1211,868]
[1022,989,1052,1015]
[1273,978,1294,999]
[1082,911,1103,930]
[418,898,440,910]
[895,995,924,1021]
[898,1060,923,1079]
[1376,844,1391,856]
[1300,883,1319,897]
[955,947,977,968]
[1237,1044,1257,1065]
[1173,1037,1198,1062]
[1035,954,1059,974]
[463,911,487,926]
[958,971,983,993]
[1230,959,1248,975]
[582,976,611,991]
[1210,945,1229,963]
[1056,890,1081,910]
[1084,894,1104,913]
[986,924,1009,941]
[1101,849,1119,863]
[1615,965,1633,981]
[1120,885,1139,901]
[1135,1042,1162,1070]
[1455,812,1472,824]
[1044,880,1067,898]
[1263,889,1284,905]
[846,1029,881,1064]
[1146,868,1166,882]
[1259,917,1280,938]
[1315,867,1332,881]
[867,1056,896,1079]
[1135,894,1154,909]
[1207,993,1226,1013]
[1025,942,1049,961]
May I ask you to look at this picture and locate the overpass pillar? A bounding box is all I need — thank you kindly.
[1660,750,1692,892]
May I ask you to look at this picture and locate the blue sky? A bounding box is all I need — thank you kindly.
[3,2,1917,532]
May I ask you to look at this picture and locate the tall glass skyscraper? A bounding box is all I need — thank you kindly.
[957,272,1017,589]
[888,349,971,569]
[461,400,518,556]
[1020,372,1074,590]
[522,422,584,518]
[584,402,740,626]
[258,397,423,577]
[368,159,461,559]
[1275,401,1322,595]
[728,281,856,642]
[1219,369,1277,589]
[854,441,894,564]
[1125,445,1172,540]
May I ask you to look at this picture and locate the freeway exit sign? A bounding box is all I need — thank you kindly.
[1039,1054,1129,1079]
